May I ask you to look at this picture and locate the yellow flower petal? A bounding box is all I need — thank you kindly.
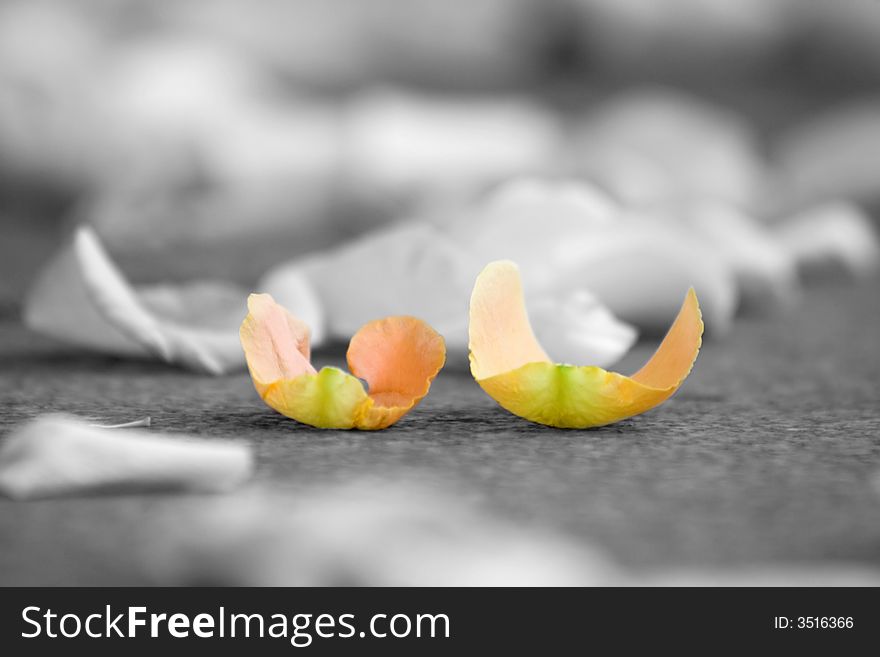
[240,294,445,430]
[469,261,703,428]
[263,367,370,430]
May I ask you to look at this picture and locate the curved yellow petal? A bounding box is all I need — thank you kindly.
[240,295,445,430]
[347,316,447,430]
[469,261,703,429]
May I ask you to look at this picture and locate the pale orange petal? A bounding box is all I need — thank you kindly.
[630,287,703,389]
[347,316,446,429]
[468,260,550,381]
[240,293,315,396]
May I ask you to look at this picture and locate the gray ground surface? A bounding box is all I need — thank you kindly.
[1,273,879,584]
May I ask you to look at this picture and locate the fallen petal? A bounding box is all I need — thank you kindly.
[480,176,619,230]
[572,88,763,209]
[556,221,732,335]
[263,367,371,430]
[667,200,800,312]
[24,226,248,374]
[0,415,253,500]
[89,417,152,429]
[240,294,445,430]
[469,261,703,428]
[457,180,737,335]
[773,201,880,278]
[528,288,638,368]
[260,223,475,344]
[254,265,326,345]
[239,292,315,397]
[468,260,552,381]
[344,90,562,214]
[23,228,153,358]
[347,316,447,429]
[261,179,724,368]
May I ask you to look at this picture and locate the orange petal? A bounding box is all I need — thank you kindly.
[348,316,446,430]
[630,287,703,390]
[240,293,314,397]
[469,261,703,428]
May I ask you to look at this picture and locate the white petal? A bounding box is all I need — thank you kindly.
[774,201,880,277]
[23,230,151,357]
[343,90,562,211]
[272,222,479,342]
[481,176,620,228]
[89,417,152,429]
[460,181,738,334]
[0,415,253,500]
[529,288,638,368]
[264,178,736,347]
[24,226,248,374]
[675,200,800,311]
[550,220,738,335]
[573,88,763,209]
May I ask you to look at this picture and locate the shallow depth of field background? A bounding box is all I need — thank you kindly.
[2,0,880,292]
[1,0,880,585]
